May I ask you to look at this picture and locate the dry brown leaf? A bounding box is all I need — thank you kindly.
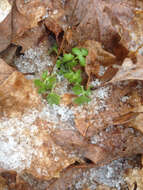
[131,113,143,134]
[109,55,143,83]
[0,1,12,52]
[45,17,63,40]
[125,168,143,190]
[15,0,46,28]
[13,23,47,52]
[65,0,143,54]
[100,66,118,83]
[0,58,15,85]
[82,40,116,80]
[0,71,40,117]
[0,176,8,190]
[51,129,107,165]
[44,5,65,39]
[113,112,139,125]
[0,116,77,181]
[0,45,17,66]
[93,126,143,164]
[74,83,138,137]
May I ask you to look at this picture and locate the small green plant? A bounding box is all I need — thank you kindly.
[34,46,90,105]
[34,71,60,105]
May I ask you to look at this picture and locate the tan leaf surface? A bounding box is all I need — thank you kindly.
[0,58,15,85]
[65,0,143,53]
[0,114,77,181]
[74,82,140,137]
[13,23,47,52]
[125,168,143,190]
[109,55,143,83]
[0,7,12,52]
[83,40,116,80]
[0,71,40,117]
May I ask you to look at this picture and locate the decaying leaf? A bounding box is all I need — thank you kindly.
[1,0,143,189]
[13,23,47,52]
[0,0,12,52]
[0,45,17,66]
[0,71,40,117]
[0,58,15,85]
[82,40,116,80]
[109,55,143,83]
[74,82,141,137]
[65,0,143,53]
[125,168,143,190]
[0,176,8,190]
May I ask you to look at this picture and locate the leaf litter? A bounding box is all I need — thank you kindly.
[1,0,143,189]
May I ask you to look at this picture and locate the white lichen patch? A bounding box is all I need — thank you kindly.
[0,0,11,23]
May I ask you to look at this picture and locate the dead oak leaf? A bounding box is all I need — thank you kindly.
[109,55,143,83]
[0,71,40,117]
[0,58,15,85]
[82,40,116,80]
[65,0,143,53]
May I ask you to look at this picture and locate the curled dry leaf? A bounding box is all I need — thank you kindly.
[51,129,106,164]
[44,6,65,39]
[65,0,143,53]
[82,40,116,80]
[13,23,47,52]
[12,0,65,51]
[0,45,17,66]
[130,113,143,134]
[109,55,143,83]
[16,0,46,28]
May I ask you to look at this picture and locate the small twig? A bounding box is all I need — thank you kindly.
[23,72,35,75]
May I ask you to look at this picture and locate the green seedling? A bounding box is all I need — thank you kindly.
[72,84,91,105]
[47,93,60,105]
[34,46,90,105]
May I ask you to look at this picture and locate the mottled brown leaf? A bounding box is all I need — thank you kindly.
[110,55,143,83]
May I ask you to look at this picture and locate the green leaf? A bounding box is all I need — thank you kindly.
[67,60,78,69]
[72,47,81,56]
[42,71,48,80]
[74,95,91,105]
[77,55,86,66]
[38,87,47,94]
[45,76,56,90]
[64,70,82,84]
[72,84,83,95]
[34,79,43,87]
[62,53,74,63]
[80,48,88,56]
[56,59,62,68]
[34,79,47,94]
[47,93,60,105]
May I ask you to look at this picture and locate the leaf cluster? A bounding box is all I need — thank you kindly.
[34,71,60,105]
[34,46,90,105]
